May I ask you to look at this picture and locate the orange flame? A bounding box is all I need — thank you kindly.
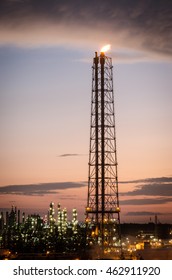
[100,44,111,53]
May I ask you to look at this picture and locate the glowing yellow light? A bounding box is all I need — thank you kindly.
[116,207,120,212]
[101,44,111,53]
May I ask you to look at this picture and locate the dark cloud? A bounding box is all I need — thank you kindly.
[121,183,172,196]
[0,181,86,196]
[0,208,12,213]
[58,154,87,157]
[119,176,172,197]
[57,195,77,200]
[120,176,172,184]
[125,211,171,216]
[120,197,172,205]
[0,0,171,60]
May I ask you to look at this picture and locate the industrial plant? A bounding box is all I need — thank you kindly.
[0,48,172,260]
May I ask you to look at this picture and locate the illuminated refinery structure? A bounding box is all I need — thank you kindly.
[48,202,55,233]
[86,45,121,254]
[57,203,68,236]
[72,208,78,235]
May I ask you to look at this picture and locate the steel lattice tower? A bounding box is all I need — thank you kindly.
[86,51,121,255]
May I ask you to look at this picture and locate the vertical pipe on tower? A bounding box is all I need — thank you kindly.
[100,52,105,249]
[94,52,99,226]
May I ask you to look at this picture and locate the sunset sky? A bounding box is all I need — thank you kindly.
[0,0,172,223]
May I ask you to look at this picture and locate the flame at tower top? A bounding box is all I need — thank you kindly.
[100,44,111,53]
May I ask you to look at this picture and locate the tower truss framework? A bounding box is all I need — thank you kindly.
[86,51,121,254]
